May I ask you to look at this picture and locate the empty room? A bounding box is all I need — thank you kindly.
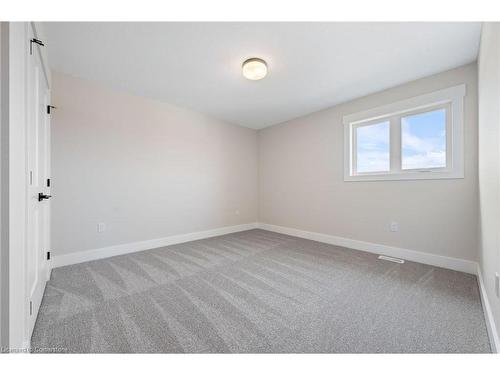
[1,3,500,369]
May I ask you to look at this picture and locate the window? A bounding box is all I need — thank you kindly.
[401,108,447,170]
[344,85,465,181]
[355,121,390,173]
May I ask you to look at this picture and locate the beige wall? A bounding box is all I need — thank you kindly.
[258,63,478,261]
[478,23,500,341]
[51,72,258,255]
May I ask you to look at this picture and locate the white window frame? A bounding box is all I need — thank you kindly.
[343,84,465,182]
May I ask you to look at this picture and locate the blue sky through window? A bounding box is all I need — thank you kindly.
[401,109,446,170]
[356,121,390,173]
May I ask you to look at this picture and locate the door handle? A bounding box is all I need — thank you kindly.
[38,193,52,201]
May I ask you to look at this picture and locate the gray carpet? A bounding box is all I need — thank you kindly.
[31,229,491,353]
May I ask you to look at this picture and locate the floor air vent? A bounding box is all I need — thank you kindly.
[378,255,405,264]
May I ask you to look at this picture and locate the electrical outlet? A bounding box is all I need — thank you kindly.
[98,223,106,233]
[495,272,499,299]
[390,221,399,232]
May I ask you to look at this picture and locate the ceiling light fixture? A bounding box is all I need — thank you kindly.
[242,58,268,81]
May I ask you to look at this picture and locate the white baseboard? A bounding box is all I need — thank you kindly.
[51,223,259,268]
[52,221,477,274]
[477,265,500,353]
[257,223,477,275]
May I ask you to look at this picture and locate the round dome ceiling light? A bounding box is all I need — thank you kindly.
[242,58,268,81]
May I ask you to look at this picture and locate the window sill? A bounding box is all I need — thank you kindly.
[344,170,464,182]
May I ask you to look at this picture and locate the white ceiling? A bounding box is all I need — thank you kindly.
[44,22,481,129]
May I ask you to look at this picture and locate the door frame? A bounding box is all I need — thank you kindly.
[0,21,9,351]
[5,21,51,351]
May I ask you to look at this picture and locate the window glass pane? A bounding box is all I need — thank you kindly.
[401,109,446,170]
[356,121,390,173]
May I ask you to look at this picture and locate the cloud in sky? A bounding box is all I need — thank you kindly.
[356,109,446,173]
[356,121,389,173]
[401,109,446,170]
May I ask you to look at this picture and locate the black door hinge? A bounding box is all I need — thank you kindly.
[47,251,51,261]
[47,178,51,187]
[30,38,44,55]
[47,105,56,115]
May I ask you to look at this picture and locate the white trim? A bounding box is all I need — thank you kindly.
[52,220,477,275]
[8,21,29,351]
[257,223,477,274]
[477,264,500,353]
[343,84,465,182]
[51,223,259,268]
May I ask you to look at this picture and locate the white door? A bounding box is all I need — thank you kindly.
[26,25,51,338]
